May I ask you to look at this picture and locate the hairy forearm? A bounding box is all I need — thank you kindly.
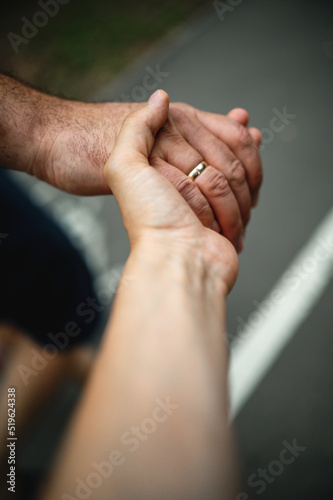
[42,244,237,500]
[0,74,46,172]
[0,73,137,192]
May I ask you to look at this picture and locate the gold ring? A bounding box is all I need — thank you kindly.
[188,161,208,180]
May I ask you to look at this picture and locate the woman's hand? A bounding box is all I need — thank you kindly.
[104,90,239,294]
[42,90,244,500]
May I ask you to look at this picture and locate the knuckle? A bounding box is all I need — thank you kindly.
[180,181,212,224]
[228,159,246,186]
[157,119,203,166]
[233,123,253,149]
[205,170,230,199]
[176,175,195,195]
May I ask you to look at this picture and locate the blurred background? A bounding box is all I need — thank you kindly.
[0,0,332,498]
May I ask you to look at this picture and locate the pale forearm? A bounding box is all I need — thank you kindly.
[42,245,237,500]
[104,245,229,422]
[100,246,236,498]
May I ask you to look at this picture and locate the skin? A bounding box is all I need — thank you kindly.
[40,91,242,500]
[0,73,262,251]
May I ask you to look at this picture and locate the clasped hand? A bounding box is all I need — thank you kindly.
[36,92,262,253]
[103,90,254,294]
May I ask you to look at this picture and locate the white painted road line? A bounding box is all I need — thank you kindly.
[229,207,333,419]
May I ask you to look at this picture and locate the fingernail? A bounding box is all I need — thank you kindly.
[148,89,161,104]
[211,220,221,233]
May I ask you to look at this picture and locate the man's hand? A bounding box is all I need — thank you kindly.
[0,74,262,252]
[150,102,262,251]
[37,98,262,251]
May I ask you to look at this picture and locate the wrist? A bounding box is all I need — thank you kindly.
[129,236,230,299]
[33,100,143,193]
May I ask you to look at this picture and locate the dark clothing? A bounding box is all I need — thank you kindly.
[0,170,97,347]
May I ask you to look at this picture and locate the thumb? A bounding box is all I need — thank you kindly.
[104,89,169,196]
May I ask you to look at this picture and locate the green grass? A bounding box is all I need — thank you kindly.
[1,0,209,99]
